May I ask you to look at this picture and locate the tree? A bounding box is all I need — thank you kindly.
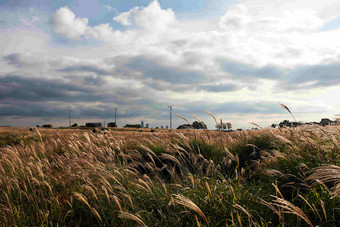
[226,122,232,131]
[320,118,333,126]
[71,123,78,127]
[192,121,206,129]
[216,122,227,130]
[86,123,97,127]
[42,124,52,128]
[279,120,290,128]
[124,124,141,128]
[177,124,192,129]
[107,122,117,127]
[215,123,222,130]
[279,120,301,128]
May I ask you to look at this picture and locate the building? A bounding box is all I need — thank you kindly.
[166,125,169,129]
[141,120,144,128]
[145,123,149,128]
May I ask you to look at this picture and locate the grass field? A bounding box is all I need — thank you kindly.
[0,125,339,226]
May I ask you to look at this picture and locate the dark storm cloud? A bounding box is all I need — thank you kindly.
[219,60,283,79]
[58,65,110,75]
[0,75,128,104]
[65,75,104,86]
[125,57,207,84]
[0,75,87,101]
[175,101,282,116]
[0,102,69,117]
[2,53,29,67]
[0,102,148,119]
[282,63,340,89]
[144,79,194,91]
[219,59,340,90]
[0,74,164,119]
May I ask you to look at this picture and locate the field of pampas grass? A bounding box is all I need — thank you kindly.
[0,125,339,226]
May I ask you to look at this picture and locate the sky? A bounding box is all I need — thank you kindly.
[1,0,340,129]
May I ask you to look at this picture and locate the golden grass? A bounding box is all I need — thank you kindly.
[0,125,339,226]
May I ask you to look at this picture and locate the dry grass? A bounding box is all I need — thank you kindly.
[0,125,339,226]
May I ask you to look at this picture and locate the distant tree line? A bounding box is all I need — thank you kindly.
[272,118,337,128]
[177,121,207,129]
[36,124,52,128]
[215,122,232,131]
[124,124,141,128]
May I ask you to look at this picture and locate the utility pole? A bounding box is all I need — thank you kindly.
[113,107,117,127]
[68,108,72,127]
[168,105,173,130]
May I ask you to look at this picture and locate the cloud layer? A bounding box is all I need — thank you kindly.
[1,0,340,127]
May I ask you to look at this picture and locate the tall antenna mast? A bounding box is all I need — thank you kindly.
[168,105,173,130]
[68,108,72,127]
[113,107,117,127]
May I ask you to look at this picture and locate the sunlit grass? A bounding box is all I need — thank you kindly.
[0,125,339,226]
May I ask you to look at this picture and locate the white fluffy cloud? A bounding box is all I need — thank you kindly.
[134,0,176,31]
[51,0,340,69]
[53,6,88,40]
[113,0,176,31]
[219,3,324,32]
[113,7,139,26]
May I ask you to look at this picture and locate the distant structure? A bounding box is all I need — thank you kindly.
[68,108,72,127]
[145,123,149,128]
[141,120,144,128]
[107,122,117,127]
[161,125,164,129]
[168,105,173,129]
[166,125,168,129]
[86,122,102,127]
[113,107,118,127]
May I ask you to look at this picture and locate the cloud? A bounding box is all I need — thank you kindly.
[3,53,26,67]
[3,0,340,127]
[2,53,42,68]
[125,57,206,84]
[282,63,340,89]
[0,102,68,117]
[0,75,88,102]
[0,101,148,120]
[86,23,115,41]
[219,3,325,33]
[54,1,177,41]
[53,6,89,40]
[113,0,176,31]
[174,101,283,116]
[134,0,176,31]
[58,62,113,76]
[113,7,139,26]
[219,59,283,79]
[199,84,240,93]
